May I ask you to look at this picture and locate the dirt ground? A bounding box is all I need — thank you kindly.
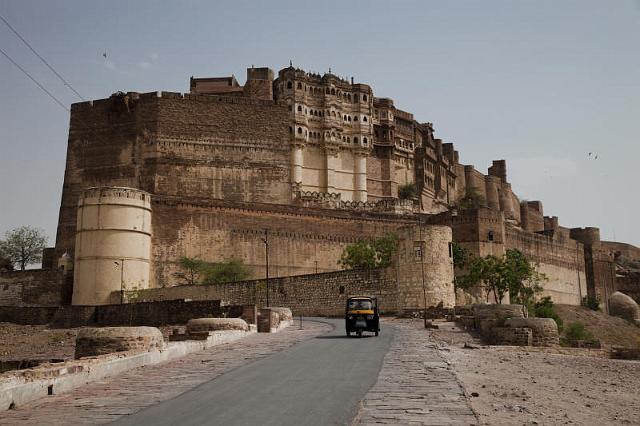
[554,304,640,349]
[0,323,180,362]
[429,321,640,425]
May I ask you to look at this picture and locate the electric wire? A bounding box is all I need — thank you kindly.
[0,47,69,112]
[0,13,84,100]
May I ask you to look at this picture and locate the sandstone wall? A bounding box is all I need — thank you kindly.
[150,198,416,288]
[127,268,399,316]
[55,93,291,260]
[0,270,72,307]
[505,227,587,304]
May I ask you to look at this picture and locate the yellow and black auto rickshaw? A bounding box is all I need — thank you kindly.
[345,296,380,337]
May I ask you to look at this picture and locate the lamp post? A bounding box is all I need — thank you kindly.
[418,218,428,329]
[262,229,269,307]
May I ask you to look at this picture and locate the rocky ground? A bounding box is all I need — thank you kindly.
[429,320,640,425]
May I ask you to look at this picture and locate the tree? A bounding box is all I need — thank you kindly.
[0,255,13,272]
[202,259,252,284]
[503,249,545,307]
[452,242,471,291]
[174,256,252,285]
[173,256,206,285]
[339,233,399,270]
[456,249,545,304]
[398,183,417,200]
[0,226,47,271]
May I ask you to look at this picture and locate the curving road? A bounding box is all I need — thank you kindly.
[113,318,395,426]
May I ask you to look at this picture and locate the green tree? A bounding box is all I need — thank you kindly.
[202,259,252,284]
[174,256,252,285]
[0,226,47,271]
[339,233,399,270]
[504,249,546,307]
[398,183,417,200]
[455,249,545,304]
[173,256,206,285]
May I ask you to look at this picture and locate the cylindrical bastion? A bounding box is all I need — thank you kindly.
[72,187,152,306]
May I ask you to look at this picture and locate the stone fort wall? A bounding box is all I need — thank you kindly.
[150,196,423,288]
[54,92,291,261]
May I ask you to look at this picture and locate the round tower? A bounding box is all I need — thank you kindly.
[72,187,152,306]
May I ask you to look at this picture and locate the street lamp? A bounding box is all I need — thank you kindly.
[262,229,269,307]
[418,219,428,329]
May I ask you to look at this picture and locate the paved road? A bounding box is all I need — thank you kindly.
[114,318,395,426]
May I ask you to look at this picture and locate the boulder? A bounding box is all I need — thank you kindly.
[186,318,248,334]
[608,291,640,322]
[268,307,293,322]
[75,326,165,359]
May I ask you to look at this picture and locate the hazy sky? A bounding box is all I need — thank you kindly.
[1,0,639,248]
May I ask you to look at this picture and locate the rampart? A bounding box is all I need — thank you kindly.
[125,269,399,316]
[505,226,586,304]
[150,196,419,287]
[55,92,291,261]
[0,270,72,307]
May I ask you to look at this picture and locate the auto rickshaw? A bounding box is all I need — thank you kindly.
[345,296,380,337]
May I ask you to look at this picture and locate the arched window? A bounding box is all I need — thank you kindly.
[344,115,347,121]
[342,136,346,142]
[297,105,302,112]
[297,127,303,134]
[354,116,358,122]
[363,94,367,101]
[297,82,302,89]
[331,88,335,95]
[347,137,351,143]
[363,137,368,144]
[347,116,351,122]
[287,81,292,89]
[354,137,358,143]
[332,111,336,117]
[363,116,368,122]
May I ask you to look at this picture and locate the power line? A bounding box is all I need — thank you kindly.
[0,13,84,100]
[0,47,69,112]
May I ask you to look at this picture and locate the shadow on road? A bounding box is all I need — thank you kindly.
[315,335,376,339]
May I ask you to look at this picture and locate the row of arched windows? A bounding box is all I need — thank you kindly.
[285,80,369,103]
[288,125,370,146]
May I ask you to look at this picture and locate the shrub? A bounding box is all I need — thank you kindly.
[564,321,593,341]
[398,183,417,200]
[581,295,600,311]
[532,296,564,332]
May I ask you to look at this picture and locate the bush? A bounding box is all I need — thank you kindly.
[398,183,417,200]
[581,295,600,311]
[532,296,564,332]
[564,321,593,341]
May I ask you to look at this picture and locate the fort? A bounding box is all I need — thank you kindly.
[1,63,637,315]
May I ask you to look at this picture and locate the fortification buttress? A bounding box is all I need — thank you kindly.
[72,187,152,306]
